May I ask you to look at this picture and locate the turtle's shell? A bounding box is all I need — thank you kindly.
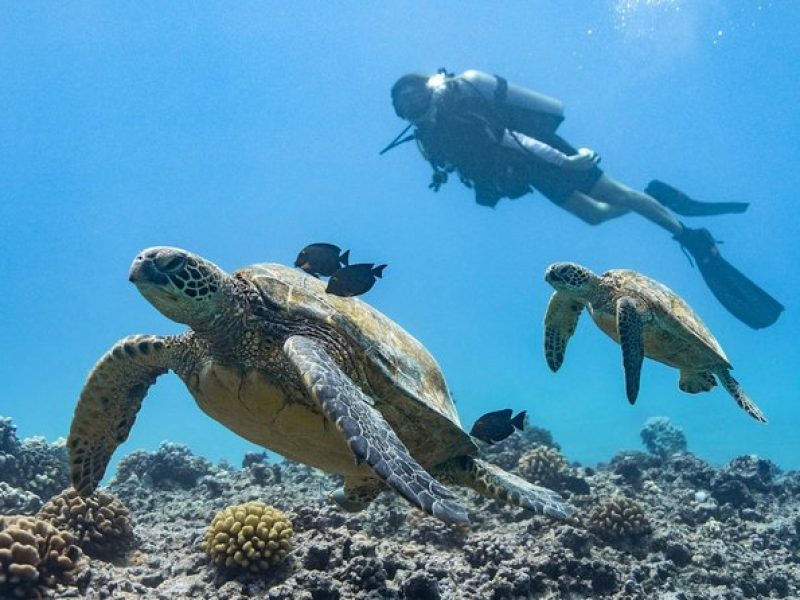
[187,263,476,478]
[591,270,731,369]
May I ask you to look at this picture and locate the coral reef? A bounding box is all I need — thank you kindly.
[0,417,69,514]
[640,416,688,458]
[16,437,69,501]
[36,487,134,559]
[0,515,83,599]
[516,445,568,486]
[0,417,21,484]
[586,496,651,542]
[114,441,215,489]
[0,483,40,515]
[2,417,796,598]
[204,501,293,571]
[482,425,560,471]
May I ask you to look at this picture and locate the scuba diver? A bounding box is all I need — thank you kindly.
[383,69,784,330]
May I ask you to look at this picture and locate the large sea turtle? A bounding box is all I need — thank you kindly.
[543,262,766,423]
[68,247,571,524]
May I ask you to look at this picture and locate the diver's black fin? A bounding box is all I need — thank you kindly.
[647,180,749,217]
[373,264,387,279]
[675,227,784,329]
[340,249,350,267]
[511,410,527,431]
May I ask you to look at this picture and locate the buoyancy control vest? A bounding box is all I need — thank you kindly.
[455,70,577,157]
[456,70,565,140]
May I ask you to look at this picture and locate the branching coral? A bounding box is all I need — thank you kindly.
[37,487,134,559]
[0,515,83,598]
[586,497,651,541]
[203,501,293,571]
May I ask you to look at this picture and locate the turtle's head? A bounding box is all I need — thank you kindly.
[545,262,597,297]
[129,247,230,327]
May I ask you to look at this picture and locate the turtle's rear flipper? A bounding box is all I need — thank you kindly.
[439,456,573,520]
[675,227,784,329]
[284,335,470,525]
[646,180,748,216]
[715,368,768,423]
[678,370,717,394]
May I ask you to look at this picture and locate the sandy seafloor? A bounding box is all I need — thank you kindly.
[1,416,798,600]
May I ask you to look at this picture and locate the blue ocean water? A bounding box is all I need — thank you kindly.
[1,2,797,478]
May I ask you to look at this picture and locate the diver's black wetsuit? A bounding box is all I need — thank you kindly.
[414,78,602,207]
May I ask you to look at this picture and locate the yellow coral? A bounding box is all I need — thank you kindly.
[203,501,293,572]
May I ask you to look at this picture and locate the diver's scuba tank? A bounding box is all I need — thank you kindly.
[456,70,565,139]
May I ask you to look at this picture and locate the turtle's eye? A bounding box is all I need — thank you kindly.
[157,255,187,273]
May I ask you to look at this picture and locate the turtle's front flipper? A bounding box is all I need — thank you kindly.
[283,335,469,524]
[715,368,767,423]
[544,291,585,372]
[438,456,572,520]
[616,296,644,404]
[68,335,178,495]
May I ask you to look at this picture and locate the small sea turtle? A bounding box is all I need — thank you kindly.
[68,247,571,524]
[543,262,766,423]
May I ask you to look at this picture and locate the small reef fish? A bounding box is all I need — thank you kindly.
[470,409,527,444]
[326,263,387,297]
[295,243,350,277]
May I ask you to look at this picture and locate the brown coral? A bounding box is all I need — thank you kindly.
[37,487,134,559]
[586,496,651,541]
[517,445,568,486]
[0,515,83,598]
[203,501,293,572]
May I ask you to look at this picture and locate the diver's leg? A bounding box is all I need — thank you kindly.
[557,191,630,226]
[589,175,683,234]
[589,177,783,328]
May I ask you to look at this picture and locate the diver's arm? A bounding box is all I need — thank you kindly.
[557,192,630,225]
[503,131,599,170]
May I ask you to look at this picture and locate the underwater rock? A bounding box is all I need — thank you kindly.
[640,416,688,458]
[609,450,662,487]
[401,571,441,600]
[115,441,216,489]
[726,454,780,492]
[710,475,756,508]
[463,536,513,568]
